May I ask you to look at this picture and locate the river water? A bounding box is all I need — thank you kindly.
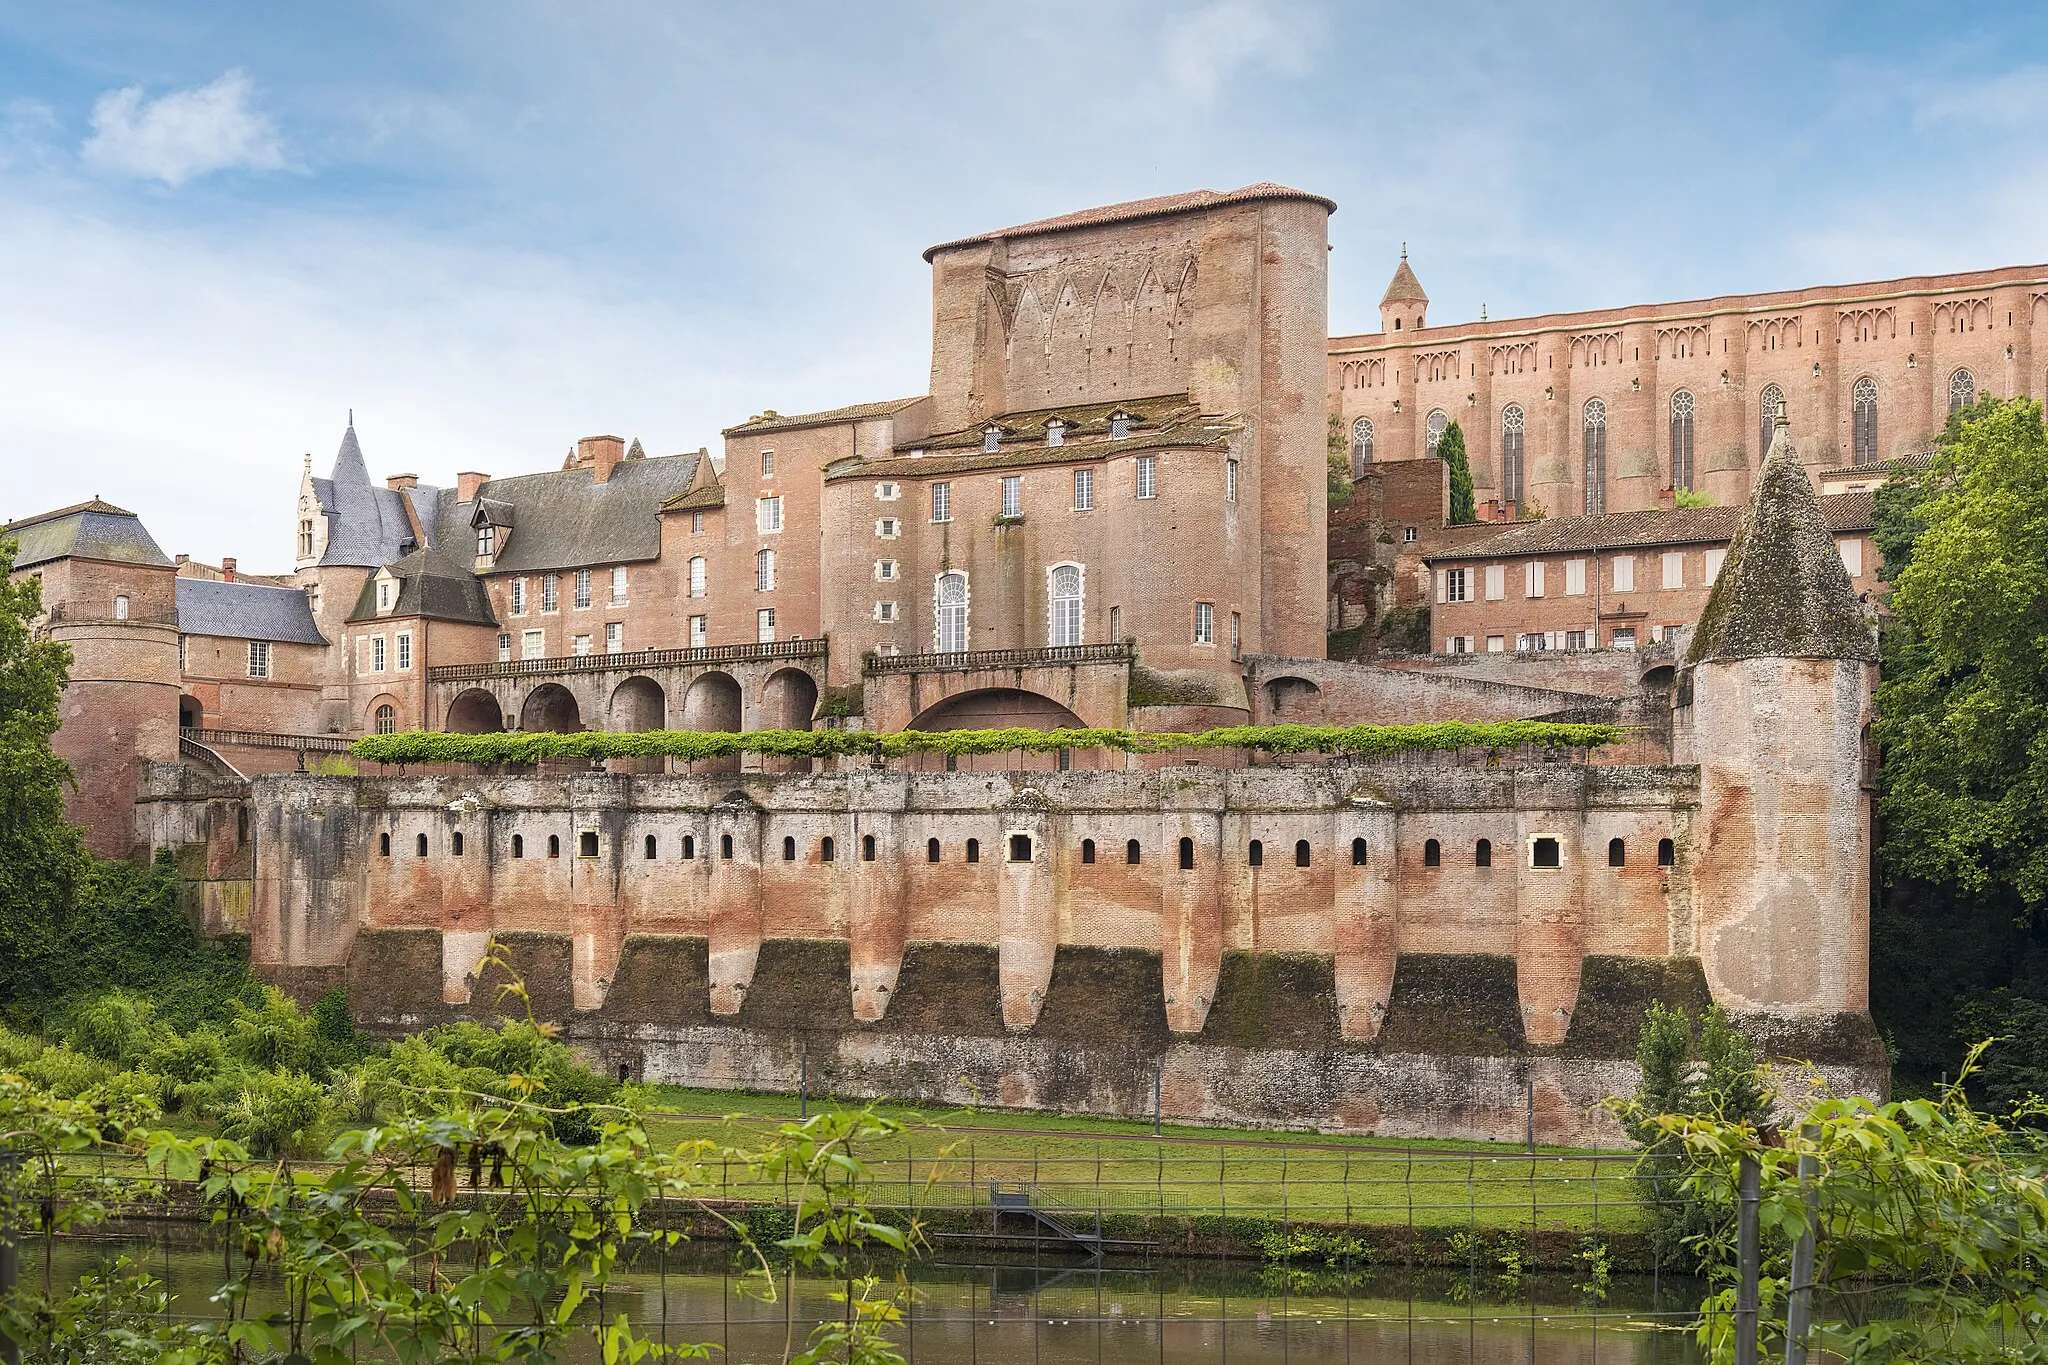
[37,1234,1706,1362]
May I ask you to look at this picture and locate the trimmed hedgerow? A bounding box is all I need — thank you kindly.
[350,720,1621,767]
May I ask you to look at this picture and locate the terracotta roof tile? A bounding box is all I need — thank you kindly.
[722,398,923,437]
[1425,490,1875,562]
[924,183,1336,260]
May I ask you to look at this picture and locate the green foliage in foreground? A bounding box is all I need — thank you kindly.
[1437,419,1476,525]
[352,719,1622,766]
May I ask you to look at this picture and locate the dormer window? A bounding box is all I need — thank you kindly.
[1045,419,1066,448]
[475,524,496,559]
[375,573,398,615]
[298,519,314,558]
[1109,412,1132,440]
[982,426,1002,453]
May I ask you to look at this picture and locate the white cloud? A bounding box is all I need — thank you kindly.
[1910,64,2048,128]
[1164,0,1311,101]
[0,99,60,170]
[82,69,285,187]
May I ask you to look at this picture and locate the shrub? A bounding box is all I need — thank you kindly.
[218,1068,329,1158]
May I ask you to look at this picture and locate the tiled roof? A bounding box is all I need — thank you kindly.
[1425,490,1876,562]
[1818,451,1932,480]
[723,398,923,437]
[434,452,702,575]
[176,578,326,645]
[923,183,1337,260]
[904,395,1197,453]
[1381,252,1428,305]
[827,395,1234,481]
[5,500,173,571]
[344,548,498,627]
[663,483,727,511]
[313,426,439,567]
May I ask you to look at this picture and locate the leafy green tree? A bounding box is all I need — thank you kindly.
[1437,420,1476,524]
[1327,413,1355,509]
[1673,488,1714,508]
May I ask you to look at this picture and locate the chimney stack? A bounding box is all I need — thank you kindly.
[221,557,237,583]
[386,474,418,491]
[578,435,626,484]
[456,471,490,503]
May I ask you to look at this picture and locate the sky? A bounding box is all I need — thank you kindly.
[2,1,2045,569]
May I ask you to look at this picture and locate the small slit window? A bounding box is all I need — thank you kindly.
[1127,839,1141,865]
[580,831,599,858]
[1657,837,1675,867]
[1608,838,1627,868]
[720,834,733,860]
[643,834,657,860]
[1248,839,1264,868]
[1294,840,1311,868]
[864,834,879,862]
[1080,838,1095,865]
[927,838,941,863]
[1350,837,1368,866]
[1423,838,1441,868]
[1178,837,1195,870]
[821,836,836,863]
[549,835,561,859]
[452,832,465,857]
[1475,838,1492,868]
[512,834,524,858]
[681,834,695,860]
[378,832,391,857]
[1008,833,1031,862]
[1531,837,1561,869]
[965,838,980,864]
[416,833,428,857]
[783,836,797,861]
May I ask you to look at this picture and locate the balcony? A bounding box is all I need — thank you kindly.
[864,642,1134,675]
[429,637,829,684]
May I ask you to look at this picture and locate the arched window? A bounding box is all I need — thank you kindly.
[965,838,980,864]
[1248,839,1263,867]
[1475,838,1492,867]
[1852,377,1879,464]
[681,834,695,859]
[865,834,879,862]
[1949,368,1976,413]
[1178,837,1195,870]
[756,548,776,591]
[451,831,465,856]
[1350,837,1368,866]
[1670,390,1696,492]
[820,836,836,862]
[643,834,657,860]
[1126,839,1141,865]
[1657,837,1675,867]
[1608,837,1627,867]
[1049,564,1083,647]
[511,834,524,858]
[1582,399,1608,515]
[1759,385,1785,460]
[1294,839,1311,868]
[379,832,391,856]
[1079,838,1095,865]
[1350,416,1374,478]
[782,836,796,861]
[1425,409,1448,458]
[375,704,398,735]
[688,556,706,597]
[549,835,562,859]
[720,833,733,860]
[936,572,969,653]
[1424,838,1441,868]
[1500,405,1526,506]
[416,832,428,857]
[927,837,941,863]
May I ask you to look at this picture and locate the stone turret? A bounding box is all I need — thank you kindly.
[1380,245,1428,333]
[1685,414,1877,1023]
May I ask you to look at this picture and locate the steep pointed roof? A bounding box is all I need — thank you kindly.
[1686,423,1877,665]
[1381,248,1428,306]
[313,424,433,567]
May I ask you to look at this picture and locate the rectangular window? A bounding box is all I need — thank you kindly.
[573,634,591,656]
[1838,538,1864,577]
[1706,547,1729,581]
[511,578,527,614]
[1001,475,1022,518]
[1225,459,1238,503]
[396,632,412,671]
[1564,559,1587,596]
[1487,635,1506,653]
[1525,562,1546,598]
[476,524,495,559]
[247,640,270,678]
[611,566,628,603]
[1661,552,1684,589]
[931,482,952,522]
[498,633,512,662]
[1612,626,1638,650]
[876,559,898,581]
[178,635,187,672]
[1484,564,1505,601]
[875,482,900,500]
[690,511,704,534]
[1135,456,1157,499]
[757,548,777,591]
[876,601,897,622]
[372,636,386,672]
[1612,555,1636,593]
[757,608,776,643]
[606,622,623,654]
[689,615,707,648]
[1073,467,1094,510]
[1443,568,1471,603]
[756,496,783,533]
[521,629,545,659]
[689,558,706,597]
[1448,635,1471,654]
[1193,601,1215,645]
[876,518,900,538]
[1230,611,1242,661]
[760,449,775,477]
[1518,632,1548,652]
[574,569,591,609]
[1565,630,1589,650]
[541,573,559,612]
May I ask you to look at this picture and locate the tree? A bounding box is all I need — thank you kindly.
[1326,413,1355,509]
[0,538,86,1023]
[1437,420,1476,524]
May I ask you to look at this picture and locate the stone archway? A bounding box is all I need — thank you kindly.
[760,668,819,731]
[680,671,744,774]
[1263,675,1323,719]
[910,688,1084,731]
[520,683,582,734]
[608,676,667,732]
[445,688,505,734]
[178,695,203,730]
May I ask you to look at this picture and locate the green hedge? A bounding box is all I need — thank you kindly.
[350,720,1620,767]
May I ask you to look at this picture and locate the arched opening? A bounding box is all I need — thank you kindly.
[178,695,203,730]
[520,684,582,734]
[608,676,667,732]
[680,672,744,774]
[1248,839,1264,868]
[511,834,524,858]
[820,836,836,863]
[445,689,505,734]
[1475,838,1492,868]
[1424,838,1441,868]
[1657,837,1675,867]
[643,834,657,860]
[864,834,879,862]
[548,834,561,859]
[1294,839,1311,868]
[1263,676,1322,719]
[378,832,391,857]
[1350,837,1367,866]
[720,833,733,860]
[762,667,819,730]
[782,836,796,861]
[416,833,428,856]
[1608,838,1626,868]
[1178,837,1195,870]
[1127,839,1141,865]
[1080,838,1096,865]
[452,832,464,856]
[927,838,941,863]
[1641,664,1676,692]
[373,703,400,735]
[907,688,1086,772]
[681,834,696,860]
[965,838,980,864]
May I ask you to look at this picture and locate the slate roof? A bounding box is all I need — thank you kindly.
[1424,491,1876,563]
[175,578,327,645]
[1688,425,1878,665]
[723,398,923,437]
[828,394,1233,481]
[434,452,701,575]
[1381,250,1428,305]
[5,500,174,571]
[344,548,499,627]
[312,426,443,567]
[923,183,1337,260]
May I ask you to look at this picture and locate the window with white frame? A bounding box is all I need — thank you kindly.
[875,482,900,500]
[688,557,706,597]
[1525,562,1546,598]
[936,572,968,653]
[1447,635,1471,655]
[690,511,704,534]
[306,584,320,615]
[511,578,527,614]
[875,600,898,622]
[931,482,952,522]
[1135,456,1157,499]
[756,608,776,643]
[1001,476,1022,518]
[982,427,1001,453]
[606,622,623,653]
[760,449,775,477]
[572,634,591,656]
[611,566,628,603]
[1402,526,1417,543]
[1612,627,1637,649]
[497,633,512,662]
[1705,547,1728,581]
[1073,468,1094,511]
[1839,538,1864,577]
[377,579,393,611]
[1661,552,1684,589]
[521,629,545,659]
[1565,559,1587,595]
[541,573,559,612]
[374,704,397,735]
[756,548,776,591]
[1109,411,1132,440]
[1049,564,1083,646]
[756,496,783,533]
[1225,459,1238,503]
[1518,633,1549,651]
[1442,567,1471,603]
[1487,635,1505,653]
[1565,630,1589,650]
[1612,555,1636,592]
[113,594,129,620]
[876,518,900,538]
[396,632,412,671]
[372,637,386,672]
[1484,565,1505,601]
[574,569,591,609]
[875,559,898,581]
[247,640,270,678]
[1193,601,1215,645]
[299,519,315,558]
[688,615,706,648]
[1045,419,1065,447]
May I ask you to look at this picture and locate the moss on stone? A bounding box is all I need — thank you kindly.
[1030,946,1172,1047]
[738,940,856,1032]
[1559,956,1713,1058]
[602,936,712,1026]
[1376,954,1525,1055]
[870,943,1007,1036]
[1197,951,1340,1051]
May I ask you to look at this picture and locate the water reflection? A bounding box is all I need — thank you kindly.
[39,1232,1705,1363]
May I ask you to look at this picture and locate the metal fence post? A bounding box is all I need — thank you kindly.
[1735,1153,1762,1365]
[0,1149,17,1365]
[1786,1127,1820,1365]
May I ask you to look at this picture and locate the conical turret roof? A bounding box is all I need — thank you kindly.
[1686,423,1876,665]
[1381,247,1428,305]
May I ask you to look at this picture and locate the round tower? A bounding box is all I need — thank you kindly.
[1379,245,1428,333]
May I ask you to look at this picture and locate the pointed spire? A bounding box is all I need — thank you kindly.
[1686,423,1876,665]
[1381,249,1428,306]
[626,437,646,461]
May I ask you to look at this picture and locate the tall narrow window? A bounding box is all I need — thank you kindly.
[512,578,527,614]
[756,608,776,643]
[936,572,968,653]
[1949,368,1976,413]
[1582,398,1608,515]
[605,622,623,653]
[931,482,952,523]
[1350,416,1374,477]
[1225,459,1238,503]
[760,449,775,477]
[1425,409,1448,457]
[372,636,386,672]
[247,640,270,678]
[299,519,315,557]
[541,573,559,612]
[498,633,512,662]
[476,524,495,558]
[396,632,412,670]
[1001,476,1022,518]
[1134,455,1157,499]
[1670,390,1696,491]
[1045,419,1065,447]
[113,594,129,620]
[1126,839,1141,865]
[611,566,628,603]
[1178,837,1195,870]
[688,557,706,597]
[983,426,1001,453]
[1500,405,1525,505]
[689,615,707,647]
[756,548,776,591]
[374,703,396,734]
[574,569,591,609]
[1759,385,1785,460]
[1193,601,1215,645]
[1294,839,1311,868]
[1050,564,1083,647]
[1852,376,1879,463]
[1073,467,1094,510]
[756,496,783,532]
[1109,411,1132,440]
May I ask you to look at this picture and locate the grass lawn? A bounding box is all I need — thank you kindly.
[632,1085,1649,1235]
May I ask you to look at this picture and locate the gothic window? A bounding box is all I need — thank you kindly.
[1582,398,1608,515]
[1759,385,1785,460]
[1426,409,1448,457]
[1949,368,1976,413]
[1852,377,1879,464]
[1350,416,1374,478]
[936,572,969,653]
[1500,405,1526,506]
[1049,564,1083,647]
[1670,390,1696,492]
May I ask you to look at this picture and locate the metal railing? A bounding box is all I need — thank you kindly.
[864,641,1133,675]
[180,727,352,754]
[429,637,829,683]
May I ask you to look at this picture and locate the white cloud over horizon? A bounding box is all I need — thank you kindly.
[83,69,284,187]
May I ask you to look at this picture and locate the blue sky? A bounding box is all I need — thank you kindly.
[3,2,2045,566]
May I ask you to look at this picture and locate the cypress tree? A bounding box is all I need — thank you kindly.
[1438,420,1477,524]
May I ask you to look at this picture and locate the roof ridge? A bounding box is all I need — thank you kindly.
[924,183,1335,261]
[4,498,137,532]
